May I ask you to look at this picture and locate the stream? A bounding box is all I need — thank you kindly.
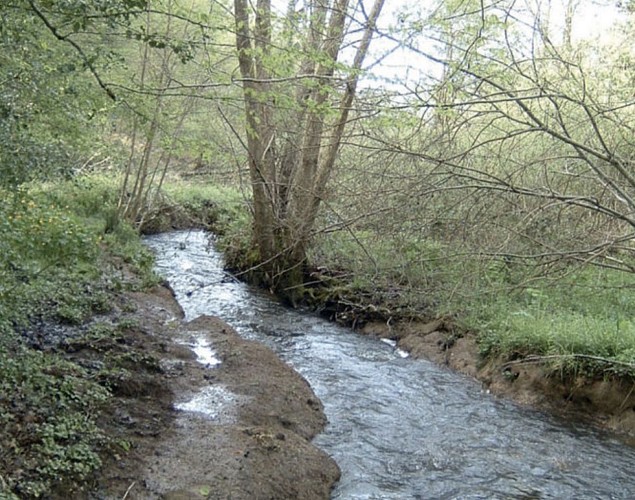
[145,230,635,499]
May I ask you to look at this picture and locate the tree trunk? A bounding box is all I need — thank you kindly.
[233,0,385,303]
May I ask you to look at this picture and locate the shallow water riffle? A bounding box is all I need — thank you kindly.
[145,230,635,499]
[184,337,221,367]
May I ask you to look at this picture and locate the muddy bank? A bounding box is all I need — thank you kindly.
[359,318,635,442]
[89,284,339,499]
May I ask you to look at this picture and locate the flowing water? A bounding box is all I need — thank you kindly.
[145,230,635,499]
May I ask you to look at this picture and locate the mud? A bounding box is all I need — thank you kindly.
[88,284,339,499]
[85,270,632,498]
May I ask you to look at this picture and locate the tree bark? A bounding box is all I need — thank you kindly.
[233,0,385,302]
[235,0,278,280]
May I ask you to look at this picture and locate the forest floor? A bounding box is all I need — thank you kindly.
[84,282,340,499]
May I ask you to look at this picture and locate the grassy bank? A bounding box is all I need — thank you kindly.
[316,232,635,380]
[0,176,158,498]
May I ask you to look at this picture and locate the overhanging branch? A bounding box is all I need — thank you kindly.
[27,0,116,101]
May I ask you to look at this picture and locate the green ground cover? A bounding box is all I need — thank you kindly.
[0,176,156,498]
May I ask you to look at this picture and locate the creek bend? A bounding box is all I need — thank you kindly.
[145,230,635,499]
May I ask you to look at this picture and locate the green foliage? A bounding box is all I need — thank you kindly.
[310,229,478,313]
[472,267,635,377]
[0,347,108,496]
[32,174,161,290]
[0,187,106,328]
[0,173,154,323]
[0,175,161,497]
[104,221,157,284]
[0,193,99,269]
[36,175,121,225]
[0,1,116,189]
[309,219,635,377]
[165,182,242,215]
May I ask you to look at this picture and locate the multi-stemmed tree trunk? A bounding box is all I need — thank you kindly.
[233,0,385,302]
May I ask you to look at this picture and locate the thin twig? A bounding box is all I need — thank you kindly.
[121,481,136,500]
[501,354,635,372]
[619,384,635,412]
[27,0,116,100]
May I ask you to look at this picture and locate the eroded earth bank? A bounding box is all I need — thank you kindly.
[360,319,635,440]
[90,284,339,499]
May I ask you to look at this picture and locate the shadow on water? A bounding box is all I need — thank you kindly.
[145,230,635,500]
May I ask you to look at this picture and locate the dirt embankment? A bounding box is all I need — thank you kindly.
[359,319,635,443]
[86,284,339,499]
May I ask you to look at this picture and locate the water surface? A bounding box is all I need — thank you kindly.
[145,230,635,499]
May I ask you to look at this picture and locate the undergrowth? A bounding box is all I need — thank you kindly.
[472,268,635,378]
[315,229,635,377]
[0,175,158,498]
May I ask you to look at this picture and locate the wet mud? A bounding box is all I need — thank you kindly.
[89,285,339,499]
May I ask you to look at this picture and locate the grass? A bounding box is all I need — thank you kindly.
[472,267,635,377]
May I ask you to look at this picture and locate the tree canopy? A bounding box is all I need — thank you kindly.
[2,0,634,282]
